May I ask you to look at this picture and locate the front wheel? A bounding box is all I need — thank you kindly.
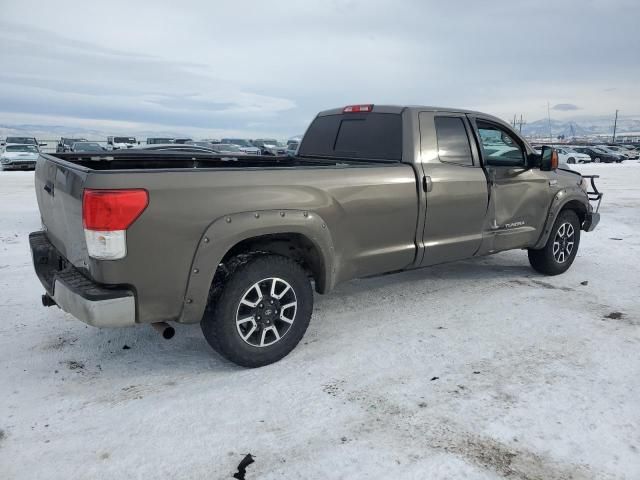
[594,157,601,163]
[201,255,313,367]
[528,210,581,275]
[567,157,576,164]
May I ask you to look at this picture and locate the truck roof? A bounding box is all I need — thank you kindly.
[318,104,504,118]
[316,105,514,131]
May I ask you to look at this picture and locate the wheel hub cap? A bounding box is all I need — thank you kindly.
[235,277,297,347]
[552,222,575,263]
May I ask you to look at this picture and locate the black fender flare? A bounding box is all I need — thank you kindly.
[532,188,589,250]
[178,209,335,324]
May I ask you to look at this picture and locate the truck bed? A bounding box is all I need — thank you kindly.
[49,151,395,171]
[34,151,419,325]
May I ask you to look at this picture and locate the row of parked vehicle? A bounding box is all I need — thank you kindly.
[0,134,304,170]
[531,143,640,165]
[55,136,301,157]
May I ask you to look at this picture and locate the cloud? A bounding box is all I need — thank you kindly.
[0,0,639,136]
[552,104,581,111]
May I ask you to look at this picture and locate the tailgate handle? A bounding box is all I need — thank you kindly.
[44,182,54,196]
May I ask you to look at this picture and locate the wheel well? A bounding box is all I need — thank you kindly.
[217,233,326,294]
[561,200,587,225]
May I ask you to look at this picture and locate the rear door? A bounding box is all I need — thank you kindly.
[418,112,489,266]
[469,117,552,250]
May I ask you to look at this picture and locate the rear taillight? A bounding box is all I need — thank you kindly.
[82,189,148,260]
[343,104,373,113]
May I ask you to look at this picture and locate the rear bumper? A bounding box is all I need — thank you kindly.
[29,231,136,327]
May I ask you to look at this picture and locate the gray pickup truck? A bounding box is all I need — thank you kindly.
[29,105,601,367]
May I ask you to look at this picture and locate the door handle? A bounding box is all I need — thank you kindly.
[422,176,433,193]
[44,182,54,196]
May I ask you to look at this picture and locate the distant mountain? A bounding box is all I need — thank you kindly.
[521,115,640,138]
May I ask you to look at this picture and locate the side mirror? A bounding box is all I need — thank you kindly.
[540,146,558,171]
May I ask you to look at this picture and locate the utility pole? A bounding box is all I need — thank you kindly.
[547,101,552,143]
[518,114,526,133]
[612,109,619,143]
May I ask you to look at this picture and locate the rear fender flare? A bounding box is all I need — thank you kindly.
[178,209,335,324]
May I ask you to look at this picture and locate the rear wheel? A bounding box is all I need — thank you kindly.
[528,210,581,275]
[594,157,601,163]
[201,255,313,367]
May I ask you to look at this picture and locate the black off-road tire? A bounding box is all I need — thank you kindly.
[528,210,581,275]
[201,255,313,368]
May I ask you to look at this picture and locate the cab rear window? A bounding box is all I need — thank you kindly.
[298,113,402,161]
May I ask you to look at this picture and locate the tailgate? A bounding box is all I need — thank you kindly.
[35,155,89,268]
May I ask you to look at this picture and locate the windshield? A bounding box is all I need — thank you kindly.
[6,137,36,145]
[114,137,136,143]
[223,139,252,147]
[6,145,38,153]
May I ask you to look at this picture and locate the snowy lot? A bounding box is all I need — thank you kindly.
[1,164,639,479]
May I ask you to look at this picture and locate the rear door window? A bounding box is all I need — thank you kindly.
[434,117,474,166]
[299,113,402,161]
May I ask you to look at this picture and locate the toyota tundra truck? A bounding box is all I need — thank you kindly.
[29,105,601,367]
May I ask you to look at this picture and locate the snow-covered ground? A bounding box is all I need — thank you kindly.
[1,164,639,479]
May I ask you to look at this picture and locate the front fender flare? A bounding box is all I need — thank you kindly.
[533,188,589,250]
[177,209,335,324]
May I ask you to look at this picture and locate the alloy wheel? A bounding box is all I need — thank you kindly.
[235,277,297,347]
[553,222,575,263]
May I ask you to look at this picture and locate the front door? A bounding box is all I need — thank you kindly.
[471,117,552,251]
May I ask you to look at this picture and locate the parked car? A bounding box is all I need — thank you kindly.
[221,139,261,155]
[0,144,40,170]
[209,143,248,155]
[2,136,42,147]
[70,142,106,153]
[107,136,137,150]
[146,138,175,145]
[600,145,638,160]
[555,147,592,164]
[572,146,623,163]
[29,104,600,367]
[286,140,299,157]
[57,138,88,153]
[251,139,287,155]
[173,138,193,144]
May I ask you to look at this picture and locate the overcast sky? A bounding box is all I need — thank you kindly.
[1,0,638,137]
